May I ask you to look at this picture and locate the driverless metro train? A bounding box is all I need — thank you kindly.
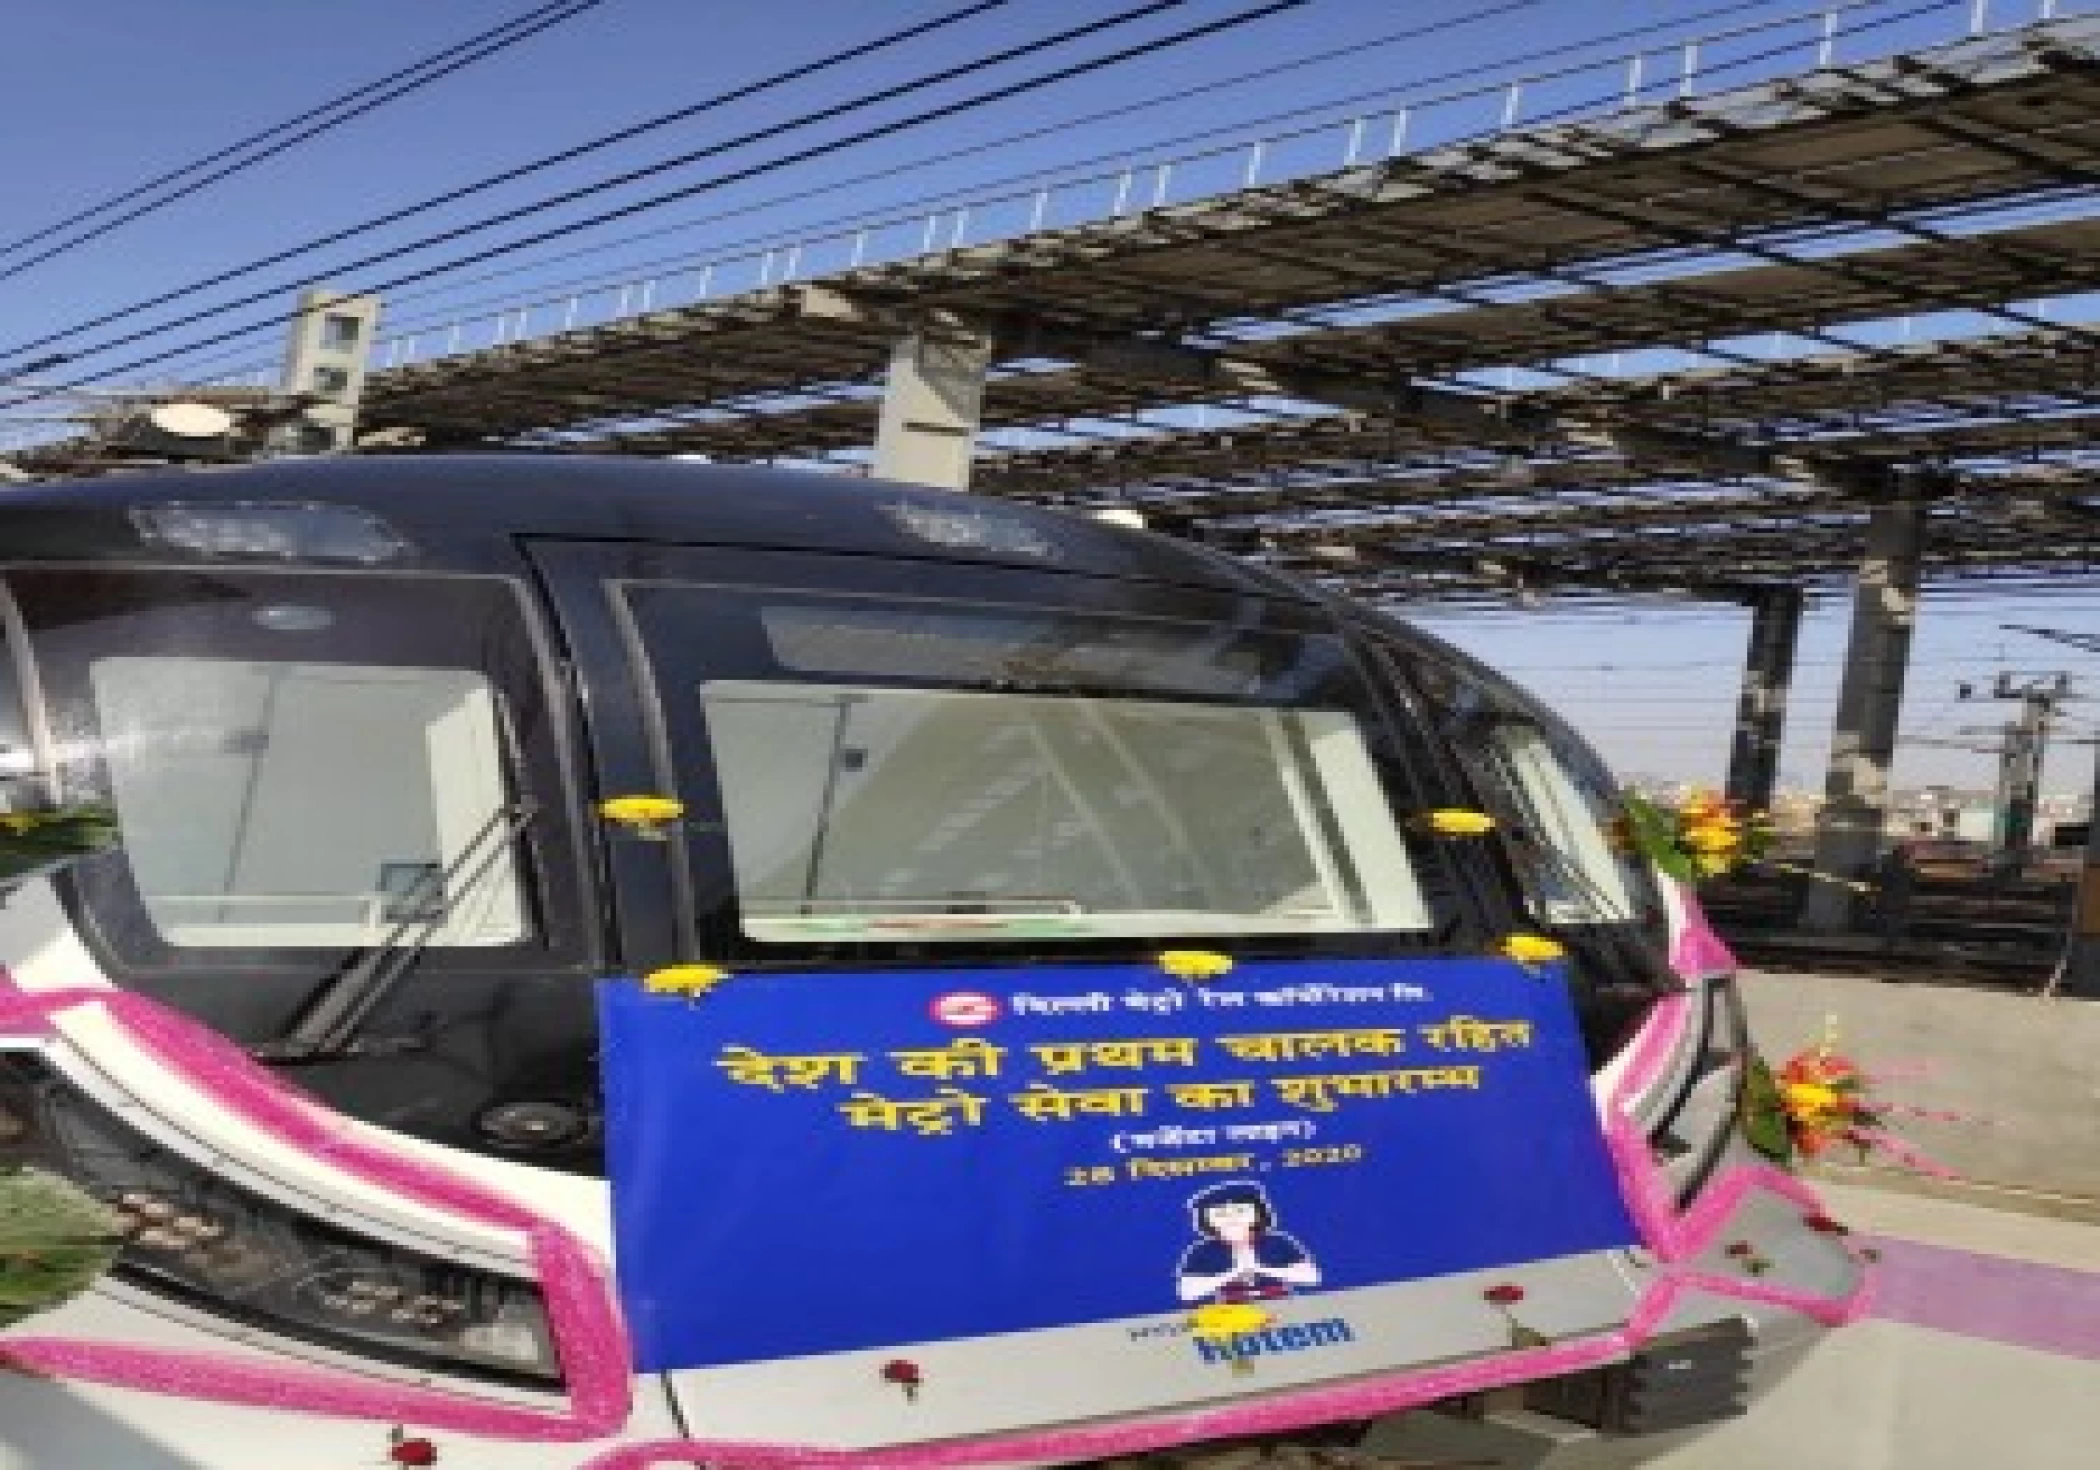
[0,456,1868,1469]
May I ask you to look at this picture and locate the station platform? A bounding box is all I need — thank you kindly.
[1638,1177,2100,1470]
[1639,966,2100,1468]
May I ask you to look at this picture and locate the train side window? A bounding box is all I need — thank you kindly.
[1474,720,1639,925]
[0,593,41,803]
[1372,632,1654,928]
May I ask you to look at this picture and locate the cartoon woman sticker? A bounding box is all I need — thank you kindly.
[1174,1180,1321,1304]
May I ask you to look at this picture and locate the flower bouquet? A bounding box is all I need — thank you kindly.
[1615,791,1770,883]
[1742,1020,1960,1177]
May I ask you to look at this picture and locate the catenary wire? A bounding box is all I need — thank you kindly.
[0,0,1066,368]
[6,0,1312,400]
[0,1,609,280]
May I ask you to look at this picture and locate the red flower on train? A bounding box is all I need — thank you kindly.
[385,1428,439,1466]
[881,1358,925,1401]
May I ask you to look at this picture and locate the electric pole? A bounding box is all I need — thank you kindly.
[1958,670,2071,870]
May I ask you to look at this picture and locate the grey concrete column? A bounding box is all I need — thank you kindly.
[1724,586,1805,813]
[277,288,380,454]
[1801,498,1926,931]
[871,313,995,490]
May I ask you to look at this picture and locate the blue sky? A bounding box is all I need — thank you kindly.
[3,0,2096,795]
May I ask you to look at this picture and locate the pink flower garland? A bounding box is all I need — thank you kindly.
[1,886,1870,1466]
[0,980,630,1441]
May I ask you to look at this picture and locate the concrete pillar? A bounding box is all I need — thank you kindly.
[1724,586,1804,813]
[1801,499,1926,931]
[277,288,380,454]
[871,313,994,490]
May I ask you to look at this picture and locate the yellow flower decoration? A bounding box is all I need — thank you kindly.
[1416,809,1497,838]
[600,794,685,841]
[1781,1080,1843,1123]
[1683,823,1741,855]
[1158,950,1234,983]
[1188,1302,1272,1342]
[1496,934,1566,968]
[642,964,732,998]
[600,795,684,824]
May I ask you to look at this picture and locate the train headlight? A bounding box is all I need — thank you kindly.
[0,1050,559,1387]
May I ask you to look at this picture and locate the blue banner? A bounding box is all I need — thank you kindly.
[599,957,1638,1371]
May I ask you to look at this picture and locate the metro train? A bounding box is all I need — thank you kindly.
[0,455,1867,1469]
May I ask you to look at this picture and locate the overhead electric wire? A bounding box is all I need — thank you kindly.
[0,0,1034,371]
[6,0,1310,401]
[0,0,608,281]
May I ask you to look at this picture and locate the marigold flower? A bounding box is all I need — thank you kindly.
[1781,1080,1843,1121]
[642,964,731,998]
[1496,934,1565,967]
[1189,1303,1272,1341]
[1159,950,1234,982]
[1417,808,1496,837]
[1679,791,1727,821]
[1683,823,1741,854]
[596,793,684,839]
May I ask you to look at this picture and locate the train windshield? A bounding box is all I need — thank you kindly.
[4,569,561,957]
[628,584,1440,948]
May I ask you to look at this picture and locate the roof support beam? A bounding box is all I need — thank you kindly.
[1071,336,1549,440]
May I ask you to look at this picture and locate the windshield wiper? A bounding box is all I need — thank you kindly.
[254,798,539,1064]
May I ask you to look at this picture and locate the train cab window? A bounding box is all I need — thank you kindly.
[704,682,1427,943]
[89,658,524,948]
[2,569,576,967]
